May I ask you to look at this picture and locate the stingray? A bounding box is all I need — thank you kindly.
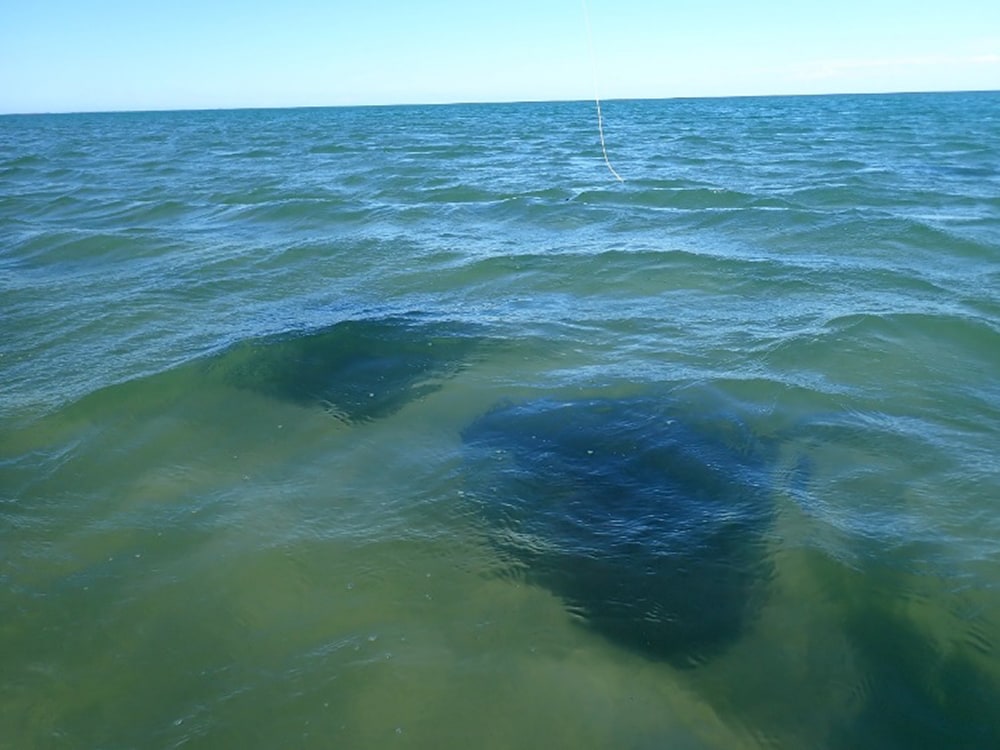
[204,316,483,423]
[461,395,775,666]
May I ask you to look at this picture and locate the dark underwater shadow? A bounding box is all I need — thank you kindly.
[461,394,776,667]
[2,314,487,525]
[15,314,485,458]
[202,316,484,424]
[813,556,1000,750]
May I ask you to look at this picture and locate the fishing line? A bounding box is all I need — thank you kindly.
[581,0,624,182]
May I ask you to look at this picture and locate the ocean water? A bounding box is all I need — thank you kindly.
[1,91,999,749]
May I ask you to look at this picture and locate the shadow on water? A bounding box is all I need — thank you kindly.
[24,314,485,433]
[1,314,485,501]
[10,311,1000,748]
[815,556,1000,750]
[461,394,776,668]
[201,315,484,424]
[459,392,1000,745]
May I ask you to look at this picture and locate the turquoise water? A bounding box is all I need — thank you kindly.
[2,91,999,748]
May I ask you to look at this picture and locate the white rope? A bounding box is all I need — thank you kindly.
[581,0,624,182]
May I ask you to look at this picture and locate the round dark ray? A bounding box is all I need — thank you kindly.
[462,395,775,666]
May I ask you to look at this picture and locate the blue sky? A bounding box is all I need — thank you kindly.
[1,0,997,113]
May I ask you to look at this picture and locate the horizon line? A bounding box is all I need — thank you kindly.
[1,87,996,118]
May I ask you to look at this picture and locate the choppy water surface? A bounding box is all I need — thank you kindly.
[2,92,1000,749]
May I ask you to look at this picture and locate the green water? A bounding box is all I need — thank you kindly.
[2,92,1000,748]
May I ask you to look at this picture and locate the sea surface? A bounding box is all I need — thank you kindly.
[2,91,999,749]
